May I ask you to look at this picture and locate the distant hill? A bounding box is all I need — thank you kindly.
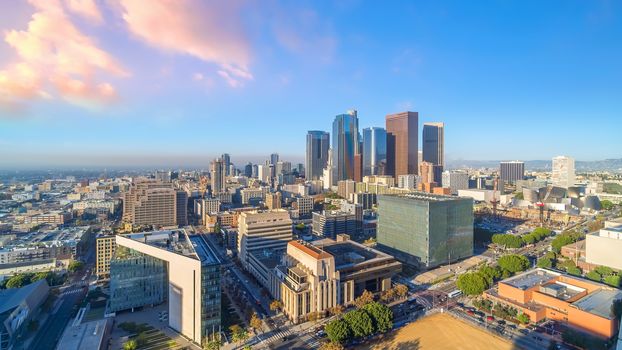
[446,158,622,172]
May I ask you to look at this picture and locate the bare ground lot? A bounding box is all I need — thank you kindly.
[361,313,514,350]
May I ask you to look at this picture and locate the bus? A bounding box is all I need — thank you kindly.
[448,290,462,298]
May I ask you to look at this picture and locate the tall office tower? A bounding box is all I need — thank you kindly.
[270,153,279,165]
[552,156,575,188]
[237,210,293,270]
[377,193,473,268]
[109,229,221,344]
[252,164,258,178]
[265,192,282,210]
[323,148,334,190]
[354,153,362,182]
[332,110,360,185]
[176,191,188,226]
[422,122,444,168]
[441,170,469,195]
[306,130,330,180]
[418,151,423,166]
[122,178,177,227]
[210,158,226,194]
[257,164,270,183]
[244,163,253,177]
[386,111,418,179]
[499,161,525,184]
[221,153,231,176]
[362,127,387,176]
[155,170,172,182]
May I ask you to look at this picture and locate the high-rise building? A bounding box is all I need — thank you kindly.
[422,122,444,168]
[257,164,270,183]
[305,131,330,181]
[237,210,293,270]
[332,110,359,185]
[398,174,420,190]
[377,193,474,268]
[109,230,221,344]
[552,156,575,188]
[386,111,418,179]
[323,148,334,190]
[155,170,172,182]
[441,170,469,195]
[244,162,253,177]
[123,178,177,227]
[176,191,188,226]
[500,161,525,184]
[265,192,282,210]
[312,211,358,239]
[210,158,226,194]
[362,127,387,177]
[221,153,231,176]
[270,153,279,165]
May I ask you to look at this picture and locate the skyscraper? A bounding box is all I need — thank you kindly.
[500,161,525,184]
[362,127,387,176]
[386,111,418,179]
[332,110,360,185]
[210,158,226,194]
[221,153,231,176]
[422,122,444,168]
[552,156,575,188]
[305,131,330,180]
[270,153,279,165]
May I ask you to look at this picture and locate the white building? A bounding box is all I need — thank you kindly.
[237,210,293,270]
[552,156,575,188]
[586,223,622,270]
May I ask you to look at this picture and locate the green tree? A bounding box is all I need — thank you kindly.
[343,310,374,338]
[123,340,137,350]
[456,272,488,296]
[353,290,374,308]
[594,266,614,277]
[229,325,248,345]
[567,266,582,276]
[601,200,614,210]
[492,234,523,249]
[537,257,554,269]
[586,270,602,282]
[551,232,582,253]
[522,234,536,245]
[68,260,84,273]
[478,265,501,285]
[362,302,393,333]
[295,223,306,230]
[6,274,29,289]
[325,319,351,344]
[517,313,530,324]
[497,255,530,274]
[249,313,262,333]
[269,300,283,313]
[604,274,621,288]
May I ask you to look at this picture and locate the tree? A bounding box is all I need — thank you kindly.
[456,272,488,296]
[307,311,322,322]
[249,313,262,333]
[343,310,374,338]
[362,302,393,333]
[68,260,84,273]
[567,266,582,277]
[394,284,409,299]
[6,274,29,289]
[537,257,554,269]
[203,334,222,350]
[325,319,351,344]
[295,223,306,230]
[123,340,137,350]
[478,265,501,285]
[492,234,523,249]
[380,288,396,303]
[269,300,282,313]
[586,270,602,282]
[594,266,614,277]
[551,232,582,253]
[229,325,248,346]
[319,341,345,350]
[497,255,530,274]
[329,305,345,316]
[604,274,621,288]
[354,290,374,308]
[517,313,530,324]
[601,200,614,210]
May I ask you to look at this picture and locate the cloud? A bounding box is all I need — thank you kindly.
[117,0,253,87]
[192,72,204,81]
[63,0,103,23]
[0,0,127,112]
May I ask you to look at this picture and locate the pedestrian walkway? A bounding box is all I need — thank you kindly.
[60,288,82,296]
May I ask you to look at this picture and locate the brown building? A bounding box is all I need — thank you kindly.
[122,178,177,227]
[386,111,418,179]
[265,192,282,210]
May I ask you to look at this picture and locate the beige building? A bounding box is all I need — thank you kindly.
[265,192,282,210]
[96,235,117,278]
[276,236,401,323]
[585,223,622,270]
[123,178,177,227]
[237,210,293,270]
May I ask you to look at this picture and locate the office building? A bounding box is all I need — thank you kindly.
[176,191,188,226]
[57,318,112,350]
[337,180,356,199]
[0,280,50,350]
[585,223,622,271]
[351,192,377,210]
[122,179,177,227]
[211,158,226,194]
[203,198,221,215]
[485,268,622,339]
[386,111,418,179]
[377,193,473,268]
[306,131,330,181]
[221,153,231,176]
[422,122,444,167]
[419,161,442,185]
[442,170,469,195]
[257,164,271,183]
[362,127,387,176]
[155,170,172,182]
[295,196,314,217]
[108,230,221,344]
[276,237,401,323]
[244,163,253,177]
[332,110,360,185]
[96,234,117,278]
[323,148,334,190]
[552,156,576,188]
[265,192,282,210]
[312,210,358,239]
[398,174,420,190]
[270,153,279,165]
[500,161,525,184]
[237,210,293,270]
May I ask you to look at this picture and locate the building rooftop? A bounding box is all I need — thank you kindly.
[249,248,284,269]
[0,279,48,314]
[572,289,622,319]
[56,318,111,350]
[189,235,220,265]
[379,192,468,202]
[503,269,560,290]
[125,229,198,260]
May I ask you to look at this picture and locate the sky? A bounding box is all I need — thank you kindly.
[0,0,621,169]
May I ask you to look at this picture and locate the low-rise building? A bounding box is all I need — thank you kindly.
[585,223,622,271]
[0,280,50,350]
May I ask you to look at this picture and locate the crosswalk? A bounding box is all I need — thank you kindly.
[60,288,82,296]
[260,328,293,345]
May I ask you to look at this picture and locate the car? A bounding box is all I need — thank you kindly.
[466,310,475,315]
[486,316,494,322]
[497,320,506,325]
[519,329,529,335]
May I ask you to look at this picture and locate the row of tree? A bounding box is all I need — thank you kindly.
[325,302,393,345]
[491,227,552,249]
[0,270,65,289]
[457,255,530,295]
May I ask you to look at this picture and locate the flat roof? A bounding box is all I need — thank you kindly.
[572,289,622,319]
[124,229,198,259]
[503,269,559,290]
[189,235,220,265]
[379,192,468,202]
[249,248,284,269]
[56,319,111,350]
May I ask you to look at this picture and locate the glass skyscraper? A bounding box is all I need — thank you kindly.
[305,130,330,181]
[362,127,387,176]
[422,122,444,168]
[332,110,359,185]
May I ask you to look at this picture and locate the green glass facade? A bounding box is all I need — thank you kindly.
[109,246,168,312]
[377,194,473,269]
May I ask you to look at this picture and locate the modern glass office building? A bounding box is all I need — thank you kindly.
[377,193,473,269]
[108,229,221,345]
[362,127,387,176]
[332,110,359,184]
[305,130,330,181]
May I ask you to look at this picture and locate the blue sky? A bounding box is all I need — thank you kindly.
[0,0,621,169]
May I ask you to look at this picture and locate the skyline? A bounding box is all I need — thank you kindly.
[1,0,621,168]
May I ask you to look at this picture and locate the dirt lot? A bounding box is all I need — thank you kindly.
[361,313,514,350]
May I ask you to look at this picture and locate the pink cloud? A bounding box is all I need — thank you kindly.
[0,0,127,112]
[117,0,253,87]
[63,0,103,23]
